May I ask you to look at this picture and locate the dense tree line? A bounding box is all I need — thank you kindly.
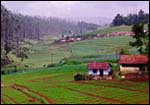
[112,9,149,26]
[1,5,99,66]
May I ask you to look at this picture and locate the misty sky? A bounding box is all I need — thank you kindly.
[1,1,149,19]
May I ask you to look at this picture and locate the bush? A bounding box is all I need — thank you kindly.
[61,58,81,65]
[47,64,56,68]
[74,73,85,81]
[112,71,121,79]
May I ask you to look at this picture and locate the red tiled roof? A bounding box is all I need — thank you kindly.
[87,62,109,70]
[119,55,148,64]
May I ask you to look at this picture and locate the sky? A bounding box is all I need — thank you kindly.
[1,1,149,19]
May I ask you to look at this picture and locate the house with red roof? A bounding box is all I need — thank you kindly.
[118,55,148,73]
[87,62,112,76]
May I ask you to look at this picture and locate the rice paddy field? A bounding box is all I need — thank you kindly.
[1,64,149,104]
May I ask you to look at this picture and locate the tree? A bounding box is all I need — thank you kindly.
[129,23,149,55]
[112,9,149,26]
[112,14,124,26]
[138,9,145,23]
[17,50,28,61]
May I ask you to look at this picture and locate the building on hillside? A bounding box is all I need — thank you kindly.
[118,55,148,73]
[77,37,81,41]
[87,62,112,76]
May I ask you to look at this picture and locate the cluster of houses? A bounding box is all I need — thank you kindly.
[87,54,149,80]
[55,31,136,44]
[55,36,83,44]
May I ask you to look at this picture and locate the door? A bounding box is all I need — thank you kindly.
[100,70,103,76]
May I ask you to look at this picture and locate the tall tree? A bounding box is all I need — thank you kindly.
[129,23,149,55]
[112,14,124,26]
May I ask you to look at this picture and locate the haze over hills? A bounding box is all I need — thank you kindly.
[66,16,113,26]
[1,1,148,26]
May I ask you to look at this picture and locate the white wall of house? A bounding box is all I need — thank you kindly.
[61,39,66,42]
[120,65,139,72]
[77,38,81,41]
[103,70,109,75]
[103,67,111,75]
[88,70,100,75]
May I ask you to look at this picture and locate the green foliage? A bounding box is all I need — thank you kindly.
[112,9,149,26]
[62,58,81,65]
[74,73,85,81]
[17,50,28,61]
[119,49,130,55]
[129,23,149,55]
[112,14,124,26]
[4,44,12,54]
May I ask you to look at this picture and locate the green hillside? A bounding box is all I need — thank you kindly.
[82,24,148,36]
[2,35,135,71]
[82,25,132,36]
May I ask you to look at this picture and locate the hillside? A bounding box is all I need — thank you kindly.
[1,35,136,74]
[81,24,148,36]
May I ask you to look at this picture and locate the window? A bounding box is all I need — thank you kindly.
[93,69,97,74]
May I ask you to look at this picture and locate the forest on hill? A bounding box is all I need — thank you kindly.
[1,4,99,66]
[112,9,149,26]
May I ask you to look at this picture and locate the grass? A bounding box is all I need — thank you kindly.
[1,64,149,104]
[24,36,135,68]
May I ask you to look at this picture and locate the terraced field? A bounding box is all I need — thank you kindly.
[1,64,149,104]
[20,36,135,68]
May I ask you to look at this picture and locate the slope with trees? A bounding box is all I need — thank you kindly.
[112,9,149,26]
[1,4,99,67]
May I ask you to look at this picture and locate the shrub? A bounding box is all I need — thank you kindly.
[62,58,81,65]
[112,71,121,79]
[47,64,56,68]
[74,73,85,81]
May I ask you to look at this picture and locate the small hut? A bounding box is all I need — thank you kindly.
[118,55,148,73]
[87,62,112,76]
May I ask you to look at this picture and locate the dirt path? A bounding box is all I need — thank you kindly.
[11,84,54,104]
[11,84,42,104]
[3,94,18,104]
[137,100,149,104]
[55,85,127,104]
[1,99,6,104]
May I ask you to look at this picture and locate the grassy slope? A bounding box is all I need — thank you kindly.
[82,25,132,36]
[3,25,148,69]
[22,36,134,68]
[82,24,148,36]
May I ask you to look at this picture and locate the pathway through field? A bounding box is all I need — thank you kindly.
[11,84,55,104]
